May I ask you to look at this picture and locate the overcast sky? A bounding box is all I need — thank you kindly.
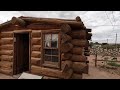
[0,11,120,44]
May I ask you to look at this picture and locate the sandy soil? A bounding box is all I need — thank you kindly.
[83,55,120,79]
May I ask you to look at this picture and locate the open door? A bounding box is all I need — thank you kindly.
[13,33,30,75]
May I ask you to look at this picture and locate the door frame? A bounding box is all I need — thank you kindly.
[13,30,32,75]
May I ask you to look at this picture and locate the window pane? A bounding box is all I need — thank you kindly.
[52,56,59,62]
[52,49,58,55]
[51,34,58,48]
[45,34,51,47]
[45,49,52,55]
[45,41,51,47]
[44,56,51,61]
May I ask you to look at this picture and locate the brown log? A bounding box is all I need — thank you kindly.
[0,55,13,62]
[0,21,12,29]
[0,61,13,69]
[27,23,60,30]
[61,33,72,43]
[0,32,13,38]
[76,16,81,22]
[32,31,41,37]
[69,30,87,39]
[62,60,73,72]
[0,68,12,75]
[20,17,85,29]
[72,62,88,74]
[86,28,92,32]
[71,47,83,55]
[0,44,13,50]
[60,24,71,33]
[31,51,41,58]
[11,17,26,26]
[32,38,41,45]
[61,53,72,60]
[61,43,73,53]
[31,65,73,79]
[71,39,89,47]
[32,45,41,51]
[0,50,13,55]
[19,16,77,22]
[0,38,13,44]
[71,73,82,79]
[31,57,41,66]
[71,55,86,62]
[87,33,92,40]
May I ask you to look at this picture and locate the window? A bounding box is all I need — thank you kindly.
[42,31,60,68]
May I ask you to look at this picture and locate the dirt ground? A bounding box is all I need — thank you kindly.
[83,55,120,79]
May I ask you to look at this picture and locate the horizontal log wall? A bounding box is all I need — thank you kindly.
[31,30,42,66]
[0,30,14,75]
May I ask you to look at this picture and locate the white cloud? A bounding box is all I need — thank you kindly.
[0,11,120,43]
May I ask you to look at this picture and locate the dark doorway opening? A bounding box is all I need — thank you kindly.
[14,33,30,75]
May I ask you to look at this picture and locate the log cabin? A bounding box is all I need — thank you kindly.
[0,16,92,79]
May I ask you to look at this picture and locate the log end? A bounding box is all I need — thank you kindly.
[76,16,81,22]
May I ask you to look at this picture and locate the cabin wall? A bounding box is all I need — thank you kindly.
[0,25,28,75]
[0,18,92,79]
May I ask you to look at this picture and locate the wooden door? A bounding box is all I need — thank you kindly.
[14,33,29,75]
